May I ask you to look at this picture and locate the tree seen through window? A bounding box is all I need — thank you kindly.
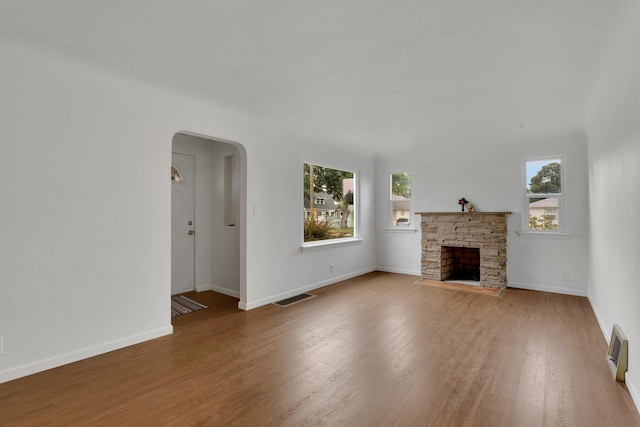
[303,163,356,242]
[526,159,562,231]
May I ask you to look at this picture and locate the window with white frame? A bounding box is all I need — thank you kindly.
[390,172,412,227]
[525,158,563,231]
[303,162,357,243]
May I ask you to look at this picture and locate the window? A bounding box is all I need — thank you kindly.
[224,155,237,226]
[303,163,356,243]
[525,158,563,231]
[390,172,412,227]
[171,165,183,182]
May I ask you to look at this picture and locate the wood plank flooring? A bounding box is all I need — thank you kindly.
[1,272,639,426]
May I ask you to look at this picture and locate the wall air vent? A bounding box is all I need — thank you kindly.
[606,324,628,382]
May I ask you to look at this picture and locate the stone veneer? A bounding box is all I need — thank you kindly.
[417,212,511,288]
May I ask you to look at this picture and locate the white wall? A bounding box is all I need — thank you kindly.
[0,39,376,382]
[242,144,377,309]
[584,1,640,409]
[172,134,241,297]
[375,132,590,296]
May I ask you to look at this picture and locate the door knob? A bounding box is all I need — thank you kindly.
[188,230,194,235]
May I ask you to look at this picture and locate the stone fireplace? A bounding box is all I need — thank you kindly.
[417,212,510,288]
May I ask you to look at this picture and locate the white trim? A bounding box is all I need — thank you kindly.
[588,295,610,340]
[508,281,587,297]
[625,372,640,415]
[376,266,421,276]
[0,326,173,385]
[384,227,418,234]
[196,284,240,298]
[302,156,358,175]
[516,231,575,239]
[301,238,363,252]
[172,286,197,296]
[209,284,240,298]
[240,267,375,310]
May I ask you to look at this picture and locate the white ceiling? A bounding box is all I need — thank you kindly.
[0,1,627,153]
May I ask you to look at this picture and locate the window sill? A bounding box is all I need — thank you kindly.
[301,238,363,252]
[516,230,574,239]
[384,227,418,234]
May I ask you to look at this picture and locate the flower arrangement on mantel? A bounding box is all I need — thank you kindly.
[457,197,477,212]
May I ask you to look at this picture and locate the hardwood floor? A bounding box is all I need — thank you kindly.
[1,272,639,426]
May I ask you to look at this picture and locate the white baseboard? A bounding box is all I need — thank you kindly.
[196,284,240,298]
[172,286,195,296]
[0,326,173,385]
[508,281,587,297]
[626,372,640,415]
[376,266,421,276]
[191,284,241,299]
[239,267,376,310]
[209,284,240,299]
[587,294,610,341]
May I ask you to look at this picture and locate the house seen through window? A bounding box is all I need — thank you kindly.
[390,172,412,227]
[303,163,356,242]
[525,158,563,231]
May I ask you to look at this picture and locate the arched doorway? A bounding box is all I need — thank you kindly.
[171,131,247,309]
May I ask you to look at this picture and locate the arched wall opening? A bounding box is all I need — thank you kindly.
[171,131,247,309]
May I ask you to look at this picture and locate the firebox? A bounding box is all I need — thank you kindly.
[441,246,480,282]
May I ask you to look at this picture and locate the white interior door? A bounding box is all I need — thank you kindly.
[171,153,195,295]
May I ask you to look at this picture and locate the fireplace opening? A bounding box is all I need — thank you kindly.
[441,246,480,282]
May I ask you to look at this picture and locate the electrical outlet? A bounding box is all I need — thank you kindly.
[330,264,335,272]
[562,272,570,281]
[0,336,4,355]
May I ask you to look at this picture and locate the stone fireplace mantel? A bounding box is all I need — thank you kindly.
[417,212,511,288]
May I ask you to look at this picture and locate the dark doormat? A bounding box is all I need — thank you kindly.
[273,293,315,307]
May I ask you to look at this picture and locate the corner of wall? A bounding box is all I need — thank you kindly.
[209,284,240,299]
[242,267,376,310]
[508,281,588,297]
[376,266,421,276]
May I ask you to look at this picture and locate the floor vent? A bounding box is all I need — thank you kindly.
[273,293,315,307]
